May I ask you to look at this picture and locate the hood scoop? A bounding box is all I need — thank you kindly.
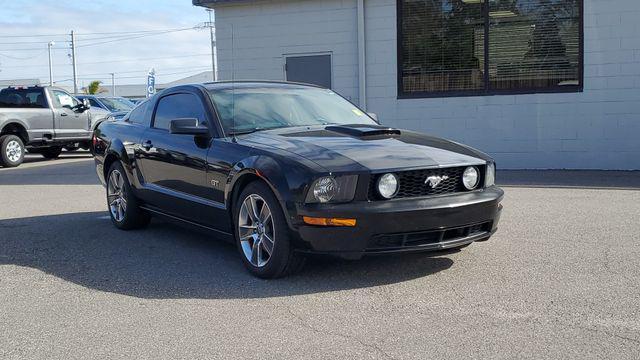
[325,124,401,139]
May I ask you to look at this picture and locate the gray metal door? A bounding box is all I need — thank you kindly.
[50,89,90,139]
[285,54,332,89]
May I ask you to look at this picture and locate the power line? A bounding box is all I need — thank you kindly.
[79,65,210,77]
[0,49,48,60]
[77,28,195,48]
[74,28,196,36]
[0,47,65,51]
[0,27,196,39]
[0,33,69,38]
[78,53,212,65]
[0,40,70,45]
[35,66,211,81]
[53,68,212,82]
[0,53,211,68]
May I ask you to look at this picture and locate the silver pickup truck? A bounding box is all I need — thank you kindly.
[0,86,109,167]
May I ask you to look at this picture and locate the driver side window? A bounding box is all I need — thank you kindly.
[51,90,78,109]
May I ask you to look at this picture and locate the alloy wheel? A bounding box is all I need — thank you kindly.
[5,140,22,163]
[238,194,275,268]
[107,169,127,222]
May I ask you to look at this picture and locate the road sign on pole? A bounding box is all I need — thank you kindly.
[146,68,156,98]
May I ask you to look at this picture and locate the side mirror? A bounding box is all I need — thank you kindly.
[368,112,379,123]
[82,98,91,109]
[169,118,209,136]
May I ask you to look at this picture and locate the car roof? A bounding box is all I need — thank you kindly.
[201,81,324,92]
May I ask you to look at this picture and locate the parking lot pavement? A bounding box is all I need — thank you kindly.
[1,157,639,359]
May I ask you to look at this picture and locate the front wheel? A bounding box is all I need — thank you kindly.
[234,181,305,278]
[106,162,150,230]
[0,135,25,168]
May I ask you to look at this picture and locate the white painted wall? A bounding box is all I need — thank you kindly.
[213,0,640,170]
[214,0,360,104]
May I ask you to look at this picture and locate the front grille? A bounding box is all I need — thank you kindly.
[369,222,492,250]
[369,166,482,200]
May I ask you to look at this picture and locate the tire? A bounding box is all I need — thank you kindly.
[233,181,305,278]
[0,134,25,168]
[40,146,63,159]
[106,161,151,230]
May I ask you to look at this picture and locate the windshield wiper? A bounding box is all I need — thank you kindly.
[228,125,289,136]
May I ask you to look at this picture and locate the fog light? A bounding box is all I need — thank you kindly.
[462,166,479,190]
[377,173,399,199]
[303,216,357,227]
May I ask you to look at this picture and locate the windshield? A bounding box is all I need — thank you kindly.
[99,97,134,112]
[208,86,377,135]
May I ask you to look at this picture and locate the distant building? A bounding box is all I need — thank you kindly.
[97,71,215,98]
[0,79,41,87]
[0,71,214,99]
[194,0,640,170]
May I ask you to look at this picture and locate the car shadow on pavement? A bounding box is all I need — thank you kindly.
[0,157,98,185]
[0,211,454,299]
[21,151,93,165]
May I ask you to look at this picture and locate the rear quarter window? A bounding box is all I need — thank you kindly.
[127,100,151,126]
[0,88,48,108]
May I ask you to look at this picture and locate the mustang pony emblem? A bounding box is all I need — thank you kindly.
[425,175,449,189]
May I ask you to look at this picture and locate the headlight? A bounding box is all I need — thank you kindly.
[377,173,399,199]
[313,177,338,203]
[306,175,358,203]
[485,163,495,187]
[462,166,479,190]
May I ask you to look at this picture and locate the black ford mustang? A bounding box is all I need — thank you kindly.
[93,81,503,278]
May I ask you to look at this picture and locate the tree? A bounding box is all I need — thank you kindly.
[82,80,107,95]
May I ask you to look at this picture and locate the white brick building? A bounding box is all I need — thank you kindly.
[194,0,640,170]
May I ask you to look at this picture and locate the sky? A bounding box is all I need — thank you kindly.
[0,0,213,87]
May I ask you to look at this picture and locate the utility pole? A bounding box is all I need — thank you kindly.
[47,41,55,86]
[110,73,115,96]
[70,30,78,95]
[206,9,217,81]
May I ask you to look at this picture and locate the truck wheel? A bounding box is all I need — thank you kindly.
[233,181,306,278]
[40,146,63,159]
[106,162,150,230]
[0,135,25,168]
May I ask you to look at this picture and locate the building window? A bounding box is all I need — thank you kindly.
[397,0,583,98]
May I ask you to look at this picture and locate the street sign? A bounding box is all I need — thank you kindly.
[146,68,156,98]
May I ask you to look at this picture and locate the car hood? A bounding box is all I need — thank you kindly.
[242,124,491,172]
[111,111,129,119]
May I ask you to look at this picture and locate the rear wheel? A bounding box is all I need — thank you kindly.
[234,181,305,278]
[0,135,25,168]
[40,146,63,159]
[106,162,150,230]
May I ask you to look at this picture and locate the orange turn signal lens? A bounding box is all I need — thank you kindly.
[303,216,357,227]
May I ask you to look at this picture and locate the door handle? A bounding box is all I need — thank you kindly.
[60,112,68,116]
[141,140,153,150]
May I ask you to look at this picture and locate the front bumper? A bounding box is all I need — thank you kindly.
[293,187,503,259]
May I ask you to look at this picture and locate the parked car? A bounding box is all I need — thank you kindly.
[92,82,503,278]
[0,85,107,167]
[128,98,146,105]
[76,95,135,120]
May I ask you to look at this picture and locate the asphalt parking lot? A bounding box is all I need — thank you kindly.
[1,153,639,359]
